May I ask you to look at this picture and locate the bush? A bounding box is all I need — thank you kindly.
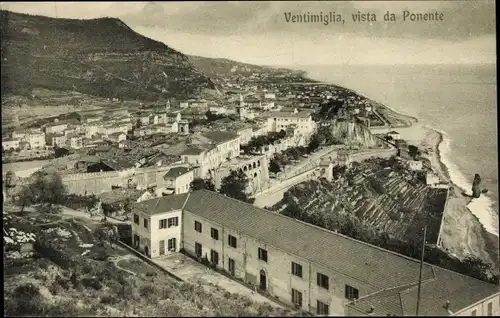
[368,177,386,195]
[100,294,120,305]
[5,283,47,316]
[63,194,99,210]
[139,284,157,298]
[81,277,102,290]
[34,239,74,269]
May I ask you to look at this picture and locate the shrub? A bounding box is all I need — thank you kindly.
[81,277,102,290]
[34,239,74,269]
[100,295,120,305]
[5,283,47,316]
[55,275,70,290]
[139,284,157,298]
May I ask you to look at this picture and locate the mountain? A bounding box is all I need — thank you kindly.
[188,55,312,82]
[0,11,216,101]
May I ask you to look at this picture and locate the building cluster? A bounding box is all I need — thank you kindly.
[2,128,46,151]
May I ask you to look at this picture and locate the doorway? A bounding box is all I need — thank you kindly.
[259,269,267,290]
[144,246,149,257]
[133,234,140,249]
[229,258,235,276]
[159,240,165,256]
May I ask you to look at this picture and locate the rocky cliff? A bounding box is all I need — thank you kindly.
[1,11,216,101]
[330,119,378,147]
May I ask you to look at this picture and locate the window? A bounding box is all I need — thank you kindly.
[167,217,178,228]
[143,219,148,229]
[472,309,477,316]
[487,302,493,316]
[228,235,237,248]
[317,300,329,315]
[317,273,329,290]
[167,238,176,251]
[195,221,202,233]
[195,242,202,257]
[291,262,303,278]
[291,289,302,307]
[258,248,268,262]
[133,214,139,225]
[345,285,359,300]
[211,228,219,240]
[159,219,167,229]
[210,249,219,265]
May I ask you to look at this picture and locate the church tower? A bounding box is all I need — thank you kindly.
[166,99,171,111]
[239,93,244,108]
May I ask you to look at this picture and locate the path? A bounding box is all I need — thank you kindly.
[153,253,285,308]
[108,254,137,276]
[59,207,127,225]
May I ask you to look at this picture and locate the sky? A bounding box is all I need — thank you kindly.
[0,1,496,65]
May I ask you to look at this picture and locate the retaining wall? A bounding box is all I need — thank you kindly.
[61,163,191,195]
[435,187,451,248]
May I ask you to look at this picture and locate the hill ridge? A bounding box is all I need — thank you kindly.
[1,10,215,101]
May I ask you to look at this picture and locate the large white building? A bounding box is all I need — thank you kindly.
[181,131,241,178]
[10,129,46,149]
[267,108,316,136]
[131,191,500,317]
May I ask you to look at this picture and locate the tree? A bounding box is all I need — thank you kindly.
[285,148,301,160]
[16,186,34,212]
[29,171,68,212]
[190,177,216,192]
[219,170,251,203]
[408,145,420,160]
[269,158,282,174]
[307,135,321,153]
[135,119,142,129]
[5,170,16,188]
[282,203,302,219]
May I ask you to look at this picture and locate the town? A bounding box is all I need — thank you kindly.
[2,9,499,318]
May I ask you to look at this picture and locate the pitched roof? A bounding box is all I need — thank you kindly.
[181,144,210,155]
[183,191,436,290]
[108,132,125,138]
[164,167,191,179]
[137,190,498,315]
[347,266,499,316]
[101,158,135,171]
[271,111,312,118]
[132,193,189,215]
[202,131,239,144]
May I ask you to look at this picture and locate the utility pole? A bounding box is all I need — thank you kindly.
[416,225,427,316]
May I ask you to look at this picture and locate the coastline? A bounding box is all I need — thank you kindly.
[303,73,498,270]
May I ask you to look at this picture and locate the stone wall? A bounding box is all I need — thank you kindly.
[60,163,191,195]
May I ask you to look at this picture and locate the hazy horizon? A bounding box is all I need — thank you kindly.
[1,1,496,66]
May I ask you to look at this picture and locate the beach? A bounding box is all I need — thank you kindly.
[381,117,498,270]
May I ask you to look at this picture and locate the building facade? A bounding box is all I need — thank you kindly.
[267,109,316,136]
[130,191,500,316]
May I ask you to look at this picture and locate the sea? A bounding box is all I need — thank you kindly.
[296,63,498,236]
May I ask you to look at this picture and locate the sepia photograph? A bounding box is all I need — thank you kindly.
[1,0,498,316]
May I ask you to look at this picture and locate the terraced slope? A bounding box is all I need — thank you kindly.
[275,157,447,244]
